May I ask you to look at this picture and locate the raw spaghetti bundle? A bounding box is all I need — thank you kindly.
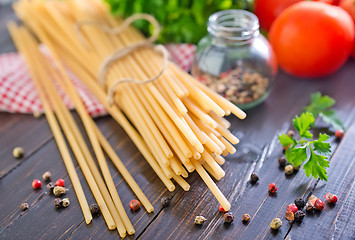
[11,0,246,233]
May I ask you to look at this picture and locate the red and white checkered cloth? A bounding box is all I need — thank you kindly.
[0,44,196,117]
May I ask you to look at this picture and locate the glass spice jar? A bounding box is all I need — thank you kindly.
[191,10,277,110]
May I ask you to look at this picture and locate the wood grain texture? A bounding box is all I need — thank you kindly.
[1,4,355,240]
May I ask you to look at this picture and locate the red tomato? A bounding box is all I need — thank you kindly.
[254,0,302,31]
[269,1,354,78]
[313,0,341,5]
[340,0,355,57]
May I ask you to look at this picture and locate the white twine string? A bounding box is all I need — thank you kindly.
[75,13,169,105]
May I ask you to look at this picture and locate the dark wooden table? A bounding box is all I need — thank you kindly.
[1,3,355,240]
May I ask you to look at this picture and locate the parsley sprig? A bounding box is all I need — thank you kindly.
[304,92,344,130]
[278,112,331,181]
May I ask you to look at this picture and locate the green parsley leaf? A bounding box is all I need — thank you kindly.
[278,134,296,148]
[304,92,344,130]
[279,111,332,181]
[313,133,331,155]
[285,146,307,167]
[303,151,329,181]
[293,112,314,138]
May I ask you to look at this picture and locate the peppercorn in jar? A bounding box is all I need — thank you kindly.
[192,10,277,110]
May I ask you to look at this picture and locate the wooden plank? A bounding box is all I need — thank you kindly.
[136,62,355,240]
[0,113,53,178]
[286,124,355,240]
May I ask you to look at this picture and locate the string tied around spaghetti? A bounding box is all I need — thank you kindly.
[75,13,169,106]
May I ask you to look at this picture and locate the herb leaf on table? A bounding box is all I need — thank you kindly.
[278,112,331,181]
[304,92,344,130]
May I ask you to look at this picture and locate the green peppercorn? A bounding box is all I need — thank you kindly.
[62,198,70,207]
[13,147,24,159]
[194,216,206,225]
[42,171,51,181]
[53,186,66,197]
[285,165,294,175]
[270,218,282,230]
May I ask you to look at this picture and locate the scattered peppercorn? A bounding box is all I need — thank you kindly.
[309,195,318,205]
[42,171,51,181]
[242,214,250,222]
[62,198,70,207]
[13,147,24,159]
[306,201,315,211]
[285,165,294,175]
[287,203,298,213]
[324,193,338,203]
[54,198,62,208]
[194,215,207,225]
[33,111,42,118]
[270,218,282,230]
[268,183,278,194]
[161,197,171,208]
[278,156,286,167]
[294,210,305,222]
[53,186,66,197]
[20,203,29,211]
[292,163,301,171]
[314,199,325,211]
[250,172,259,184]
[294,198,306,210]
[32,179,42,189]
[335,129,344,139]
[285,211,294,221]
[47,182,55,194]
[287,130,295,138]
[129,199,141,211]
[90,204,101,217]
[219,204,227,213]
[223,212,234,223]
[55,178,65,187]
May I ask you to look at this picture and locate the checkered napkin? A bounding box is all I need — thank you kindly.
[0,44,196,117]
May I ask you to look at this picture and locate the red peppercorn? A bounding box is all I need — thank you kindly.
[129,199,141,211]
[287,203,298,213]
[324,193,338,203]
[219,204,227,213]
[268,183,278,194]
[55,179,65,187]
[32,179,42,189]
[335,129,344,139]
[314,199,325,210]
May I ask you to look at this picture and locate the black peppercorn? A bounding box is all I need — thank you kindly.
[90,204,101,217]
[223,212,234,223]
[47,182,55,194]
[54,198,62,208]
[294,210,305,222]
[20,203,29,211]
[278,156,286,167]
[161,197,171,208]
[294,198,306,210]
[250,172,259,184]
